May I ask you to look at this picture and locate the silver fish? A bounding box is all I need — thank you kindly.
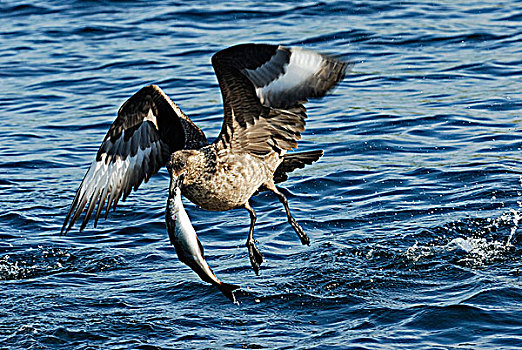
[166,176,240,303]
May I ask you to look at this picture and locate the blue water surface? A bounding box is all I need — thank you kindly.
[1,1,521,349]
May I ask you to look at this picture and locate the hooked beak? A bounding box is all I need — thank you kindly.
[169,172,186,198]
[176,173,185,188]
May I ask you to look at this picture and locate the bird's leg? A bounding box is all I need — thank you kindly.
[266,183,310,246]
[244,202,264,275]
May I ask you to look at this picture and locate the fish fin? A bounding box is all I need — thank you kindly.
[217,282,241,304]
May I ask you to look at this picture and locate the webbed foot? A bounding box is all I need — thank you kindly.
[247,240,264,275]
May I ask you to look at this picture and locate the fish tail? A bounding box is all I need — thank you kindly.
[217,282,241,304]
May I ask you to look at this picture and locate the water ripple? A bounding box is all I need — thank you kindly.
[1,0,522,349]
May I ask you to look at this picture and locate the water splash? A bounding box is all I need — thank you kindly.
[445,236,509,266]
[0,247,72,280]
[505,209,519,246]
[404,209,520,268]
[0,246,124,280]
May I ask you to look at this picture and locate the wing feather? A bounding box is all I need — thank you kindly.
[211,43,347,156]
[61,85,186,234]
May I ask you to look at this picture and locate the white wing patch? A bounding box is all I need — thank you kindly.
[254,47,324,106]
[63,121,166,232]
[144,108,158,129]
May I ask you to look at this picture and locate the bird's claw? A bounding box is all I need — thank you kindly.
[247,242,264,275]
[291,219,310,246]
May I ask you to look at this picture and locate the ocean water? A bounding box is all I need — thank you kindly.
[1,0,521,349]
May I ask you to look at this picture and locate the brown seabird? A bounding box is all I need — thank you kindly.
[62,43,347,276]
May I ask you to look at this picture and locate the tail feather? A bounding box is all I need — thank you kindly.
[274,150,324,183]
[216,282,241,304]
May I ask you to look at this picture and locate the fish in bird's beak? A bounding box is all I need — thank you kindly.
[165,174,240,303]
[176,172,185,189]
[169,172,186,198]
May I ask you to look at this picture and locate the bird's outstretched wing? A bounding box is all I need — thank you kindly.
[211,43,348,156]
[61,85,186,234]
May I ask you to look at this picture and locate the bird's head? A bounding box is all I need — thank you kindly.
[167,151,191,197]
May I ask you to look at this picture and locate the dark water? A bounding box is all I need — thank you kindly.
[1,0,521,348]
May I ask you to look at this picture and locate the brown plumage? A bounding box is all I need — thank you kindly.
[62,43,348,282]
[168,44,348,274]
